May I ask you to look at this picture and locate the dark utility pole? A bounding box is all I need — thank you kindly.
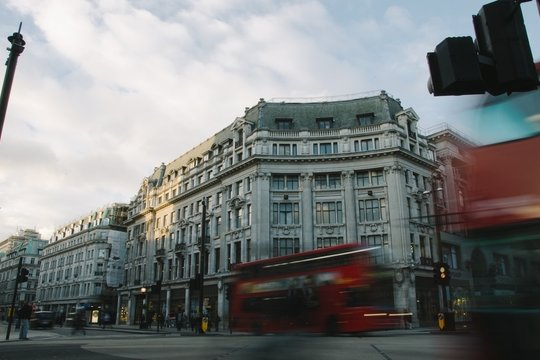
[198,199,207,333]
[0,23,26,141]
[5,257,23,340]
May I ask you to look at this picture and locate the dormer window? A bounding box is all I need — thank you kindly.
[316,117,333,129]
[357,112,375,126]
[275,118,293,130]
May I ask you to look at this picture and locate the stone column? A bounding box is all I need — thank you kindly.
[342,171,357,243]
[301,173,314,251]
[127,293,134,326]
[254,172,271,259]
[165,288,171,320]
[185,287,190,316]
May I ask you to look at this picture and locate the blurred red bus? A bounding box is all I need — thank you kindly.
[462,62,540,358]
[230,244,405,335]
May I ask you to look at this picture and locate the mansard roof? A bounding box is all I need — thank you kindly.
[245,90,404,130]
[142,90,405,188]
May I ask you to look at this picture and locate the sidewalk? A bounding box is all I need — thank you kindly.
[84,323,236,336]
[2,321,465,342]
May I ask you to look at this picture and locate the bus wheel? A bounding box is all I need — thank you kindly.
[325,315,339,336]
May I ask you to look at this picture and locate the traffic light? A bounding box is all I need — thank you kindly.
[427,0,537,96]
[473,0,537,95]
[18,267,29,282]
[427,37,485,96]
[433,262,451,286]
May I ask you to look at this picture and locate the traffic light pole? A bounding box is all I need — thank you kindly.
[5,257,23,340]
[0,23,26,141]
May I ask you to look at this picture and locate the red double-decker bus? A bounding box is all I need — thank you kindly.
[229,244,405,335]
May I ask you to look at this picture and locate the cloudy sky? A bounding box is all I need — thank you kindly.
[0,0,539,241]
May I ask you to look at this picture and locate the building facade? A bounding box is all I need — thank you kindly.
[118,91,469,328]
[36,203,128,324]
[425,124,474,326]
[0,229,47,318]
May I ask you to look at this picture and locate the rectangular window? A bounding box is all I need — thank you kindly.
[272,202,300,225]
[234,208,243,228]
[442,244,460,269]
[234,241,241,264]
[246,177,252,192]
[215,216,222,235]
[371,170,384,185]
[356,171,370,187]
[320,143,333,154]
[315,201,343,224]
[361,139,373,151]
[360,235,386,264]
[359,198,386,222]
[235,180,243,196]
[316,237,344,248]
[314,173,341,189]
[356,170,385,187]
[272,144,298,156]
[227,211,232,231]
[275,118,293,129]
[272,174,299,190]
[313,142,338,155]
[273,238,300,257]
[357,112,375,126]
[316,117,333,129]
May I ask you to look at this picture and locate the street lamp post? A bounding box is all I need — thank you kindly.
[5,257,23,341]
[0,23,26,141]
[140,287,147,329]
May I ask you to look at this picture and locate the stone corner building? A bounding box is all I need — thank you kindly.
[36,203,129,323]
[118,91,470,328]
[0,229,47,313]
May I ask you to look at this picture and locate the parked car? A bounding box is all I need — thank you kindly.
[30,311,55,329]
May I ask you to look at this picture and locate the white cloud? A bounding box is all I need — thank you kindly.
[0,0,538,240]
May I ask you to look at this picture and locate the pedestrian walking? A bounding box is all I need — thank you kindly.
[18,301,32,340]
[71,310,86,335]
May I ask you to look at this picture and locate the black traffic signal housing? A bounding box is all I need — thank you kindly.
[433,262,451,286]
[427,0,537,96]
[473,0,537,95]
[18,267,29,282]
[427,37,485,96]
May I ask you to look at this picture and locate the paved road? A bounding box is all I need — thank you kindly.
[0,326,485,360]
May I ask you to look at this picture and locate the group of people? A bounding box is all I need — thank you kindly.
[13,302,89,339]
[173,310,220,333]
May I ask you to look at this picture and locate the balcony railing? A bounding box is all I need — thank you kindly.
[155,248,166,257]
[175,243,186,252]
